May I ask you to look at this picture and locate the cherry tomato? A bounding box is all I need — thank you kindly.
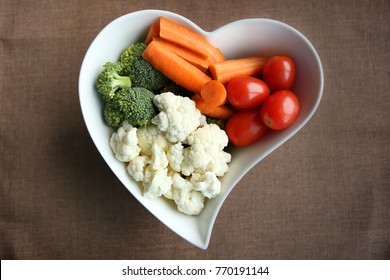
[262,55,296,92]
[226,76,270,109]
[260,90,300,130]
[225,107,269,146]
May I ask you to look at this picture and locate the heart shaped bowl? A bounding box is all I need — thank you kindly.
[79,10,323,249]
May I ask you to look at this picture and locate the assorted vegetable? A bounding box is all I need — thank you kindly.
[95,16,302,215]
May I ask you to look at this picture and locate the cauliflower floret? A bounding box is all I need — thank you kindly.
[191,172,221,199]
[163,187,174,200]
[199,115,207,127]
[127,155,149,182]
[152,92,203,142]
[110,121,141,162]
[167,142,184,172]
[181,143,209,176]
[163,168,178,200]
[109,94,231,216]
[181,124,231,176]
[127,144,171,195]
[137,124,170,157]
[143,165,172,199]
[172,173,205,215]
[149,143,169,171]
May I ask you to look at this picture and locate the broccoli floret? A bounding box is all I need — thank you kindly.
[119,42,146,76]
[96,62,131,101]
[103,100,126,128]
[206,116,227,130]
[130,59,170,92]
[158,82,192,97]
[103,87,158,128]
[119,42,169,92]
[120,87,158,127]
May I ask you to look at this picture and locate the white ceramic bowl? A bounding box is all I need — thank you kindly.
[79,10,323,249]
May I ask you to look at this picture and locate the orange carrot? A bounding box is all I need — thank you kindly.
[151,37,209,72]
[144,21,160,44]
[209,56,268,84]
[142,40,211,93]
[159,16,215,58]
[208,48,225,65]
[200,80,227,107]
[192,93,235,120]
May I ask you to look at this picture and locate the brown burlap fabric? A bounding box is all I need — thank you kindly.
[1,0,389,259]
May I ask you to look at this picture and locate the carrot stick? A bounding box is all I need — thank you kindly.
[151,37,209,72]
[142,40,211,93]
[209,56,268,84]
[159,16,215,59]
[192,93,235,120]
[200,80,227,107]
[208,48,225,64]
[144,21,160,44]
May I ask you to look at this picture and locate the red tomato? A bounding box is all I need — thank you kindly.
[226,76,270,109]
[260,90,300,130]
[225,107,269,146]
[262,55,296,92]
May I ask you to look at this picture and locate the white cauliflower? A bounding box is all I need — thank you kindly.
[181,124,231,176]
[199,114,208,127]
[152,92,204,142]
[127,144,170,196]
[109,95,232,216]
[191,172,221,199]
[163,168,178,200]
[137,124,170,157]
[163,187,174,200]
[143,165,172,199]
[167,142,184,172]
[110,121,141,162]
[127,155,149,182]
[149,143,169,171]
[172,173,205,215]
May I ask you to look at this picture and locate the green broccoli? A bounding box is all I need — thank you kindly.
[206,116,227,130]
[103,100,126,128]
[158,82,192,97]
[119,42,169,92]
[96,62,131,101]
[103,87,158,128]
[119,42,146,76]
